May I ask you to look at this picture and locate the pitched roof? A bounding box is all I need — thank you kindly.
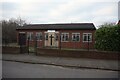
[16,23,96,30]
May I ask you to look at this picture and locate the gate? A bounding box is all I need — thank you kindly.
[18,33,27,53]
[18,33,37,55]
[27,36,37,55]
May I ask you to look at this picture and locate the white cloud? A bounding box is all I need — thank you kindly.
[1,0,119,27]
[1,0,119,3]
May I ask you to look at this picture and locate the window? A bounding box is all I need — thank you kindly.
[72,33,80,42]
[55,33,58,41]
[36,32,42,41]
[27,32,34,41]
[61,33,69,42]
[45,33,48,40]
[83,33,92,42]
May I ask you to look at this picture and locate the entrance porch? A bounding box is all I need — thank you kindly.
[44,30,59,48]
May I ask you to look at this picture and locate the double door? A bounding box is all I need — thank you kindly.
[44,32,59,47]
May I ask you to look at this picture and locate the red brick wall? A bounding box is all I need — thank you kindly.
[58,30,95,49]
[17,30,46,48]
[16,29,95,49]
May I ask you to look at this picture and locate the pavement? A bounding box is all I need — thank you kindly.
[2,53,119,71]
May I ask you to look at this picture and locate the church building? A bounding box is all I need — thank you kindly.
[16,23,96,49]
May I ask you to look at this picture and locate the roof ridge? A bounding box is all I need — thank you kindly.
[26,23,93,26]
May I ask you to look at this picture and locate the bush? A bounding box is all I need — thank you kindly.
[95,24,120,51]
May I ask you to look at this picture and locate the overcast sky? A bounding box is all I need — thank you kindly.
[1,0,120,27]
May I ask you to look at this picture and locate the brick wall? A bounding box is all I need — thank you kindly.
[16,29,95,49]
[58,30,95,49]
[17,30,46,48]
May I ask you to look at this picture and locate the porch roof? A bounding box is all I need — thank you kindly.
[16,23,96,30]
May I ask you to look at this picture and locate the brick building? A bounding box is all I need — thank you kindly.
[16,23,96,49]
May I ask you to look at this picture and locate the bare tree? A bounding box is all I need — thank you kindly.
[2,17,27,46]
[15,17,27,26]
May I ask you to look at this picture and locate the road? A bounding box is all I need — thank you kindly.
[3,61,118,78]
[0,60,2,79]
[0,53,2,79]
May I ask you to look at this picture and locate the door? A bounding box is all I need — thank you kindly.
[49,32,55,46]
[44,32,59,47]
[18,33,27,53]
[18,33,26,45]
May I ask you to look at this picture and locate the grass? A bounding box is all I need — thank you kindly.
[2,43,19,47]
[42,47,97,51]
[29,47,36,52]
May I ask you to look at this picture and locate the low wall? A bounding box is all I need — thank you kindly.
[2,47,120,60]
[37,48,119,60]
[2,46,27,54]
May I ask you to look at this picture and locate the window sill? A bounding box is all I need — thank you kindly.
[71,41,80,42]
[83,41,92,42]
[61,41,69,42]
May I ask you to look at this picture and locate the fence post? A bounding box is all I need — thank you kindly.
[20,45,22,53]
[88,40,89,51]
[35,36,37,55]
[88,37,90,51]
[59,33,61,50]
[28,37,30,54]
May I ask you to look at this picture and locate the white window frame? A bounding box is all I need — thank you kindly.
[45,33,48,40]
[61,33,69,42]
[36,32,42,41]
[27,32,34,41]
[83,33,92,42]
[72,33,80,42]
[55,33,58,41]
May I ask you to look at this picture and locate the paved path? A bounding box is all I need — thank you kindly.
[2,53,119,71]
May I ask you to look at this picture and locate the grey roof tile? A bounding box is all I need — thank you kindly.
[16,23,96,30]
